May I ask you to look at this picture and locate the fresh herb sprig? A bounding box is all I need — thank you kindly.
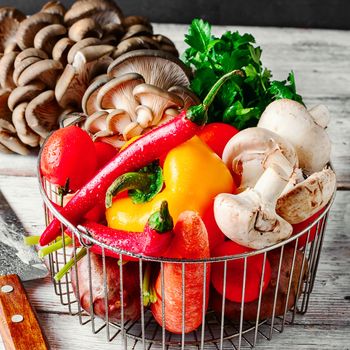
[183,19,303,129]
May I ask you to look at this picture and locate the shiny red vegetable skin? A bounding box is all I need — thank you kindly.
[40,114,201,246]
[69,221,173,260]
[40,126,97,192]
[211,241,271,303]
[151,211,210,334]
[39,69,243,246]
[94,141,118,169]
[197,122,239,157]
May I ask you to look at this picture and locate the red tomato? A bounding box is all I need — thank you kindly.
[291,207,327,249]
[40,126,97,192]
[197,123,239,157]
[94,142,118,169]
[211,241,271,303]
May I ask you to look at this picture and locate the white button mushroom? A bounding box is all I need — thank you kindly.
[222,127,298,192]
[214,161,293,249]
[258,99,331,174]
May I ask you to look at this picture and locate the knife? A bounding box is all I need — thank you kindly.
[0,190,49,350]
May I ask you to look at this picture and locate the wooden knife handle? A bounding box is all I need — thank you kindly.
[0,274,49,350]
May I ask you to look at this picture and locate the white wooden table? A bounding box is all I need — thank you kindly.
[0,24,349,350]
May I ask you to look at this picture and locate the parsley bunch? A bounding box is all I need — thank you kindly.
[183,19,303,129]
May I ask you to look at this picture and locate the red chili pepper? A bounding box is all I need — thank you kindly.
[68,201,174,260]
[40,70,243,246]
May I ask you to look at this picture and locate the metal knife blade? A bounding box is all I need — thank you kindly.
[0,190,48,282]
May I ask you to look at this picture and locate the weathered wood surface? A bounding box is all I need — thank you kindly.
[0,24,349,350]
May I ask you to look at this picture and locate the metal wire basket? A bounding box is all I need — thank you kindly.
[38,158,335,350]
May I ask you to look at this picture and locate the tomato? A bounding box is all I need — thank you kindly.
[197,122,239,157]
[94,142,118,169]
[291,207,327,249]
[40,126,97,192]
[211,241,271,303]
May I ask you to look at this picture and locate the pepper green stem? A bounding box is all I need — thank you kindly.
[54,247,87,281]
[142,264,157,307]
[186,69,245,125]
[105,162,163,207]
[105,172,153,208]
[38,236,72,258]
[148,201,173,233]
[24,235,40,246]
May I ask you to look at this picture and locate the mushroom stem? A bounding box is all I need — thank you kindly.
[254,165,289,205]
[308,104,330,129]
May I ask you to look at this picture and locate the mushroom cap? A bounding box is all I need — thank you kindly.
[25,90,62,138]
[12,102,41,147]
[13,56,42,86]
[67,37,101,64]
[0,7,26,53]
[8,82,46,111]
[64,0,123,27]
[168,85,200,109]
[40,1,66,17]
[16,12,62,50]
[14,48,48,68]
[133,83,184,126]
[17,59,63,89]
[121,24,153,41]
[276,167,336,224]
[0,51,18,90]
[92,10,123,33]
[0,89,11,120]
[122,15,150,28]
[111,36,159,59]
[258,99,331,174]
[222,127,298,191]
[82,74,111,115]
[72,45,114,68]
[58,110,87,128]
[107,49,191,89]
[68,18,103,42]
[34,23,67,54]
[0,130,29,155]
[96,73,145,117]
[52,37,74,65]
[84,110,109,134]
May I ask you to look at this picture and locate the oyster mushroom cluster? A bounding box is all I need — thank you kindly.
[82,50,200,148]
[0,0,178,154]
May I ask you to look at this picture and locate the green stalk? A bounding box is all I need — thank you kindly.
[24,235,40,246]
[54,247,87,281]
[38,236,72,258]
[142,264,158,306]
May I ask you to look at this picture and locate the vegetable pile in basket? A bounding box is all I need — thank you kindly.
[0,0,178,154]
[35,18,336,334]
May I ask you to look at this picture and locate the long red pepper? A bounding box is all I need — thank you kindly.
[68,201,174,260]
[40,70,243,246]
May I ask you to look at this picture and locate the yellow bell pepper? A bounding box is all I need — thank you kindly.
[106,136,235,232]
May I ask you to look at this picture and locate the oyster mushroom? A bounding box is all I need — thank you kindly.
[12,102,41,147]
[111,37,158,59]
[40,1,66,17]
[107,50,191,89]
[214,162,293,249]
[222,127,298,192]
[17,59,63,89]
[34,24,67,54]
[0,7,26,54]
[0,51,18,90]
[16,12,62,50]
[25,90,62,138]
[258,99,331,174]
[67,37,101,64]
[121,24,153,41]
[52,37,74,65]
[68,18,103,42]
[133,84,183,126]
[64,0,123,27]
[96,73,145,119]
[14,48,48,68]
[82,74,111,115]
[13,56,42,86]
[168,85,200,109]
[123,16,150,28]
[0,130,29,155]
[55,43,113,108]
[277,167,336,224]
[8,82,46,111]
